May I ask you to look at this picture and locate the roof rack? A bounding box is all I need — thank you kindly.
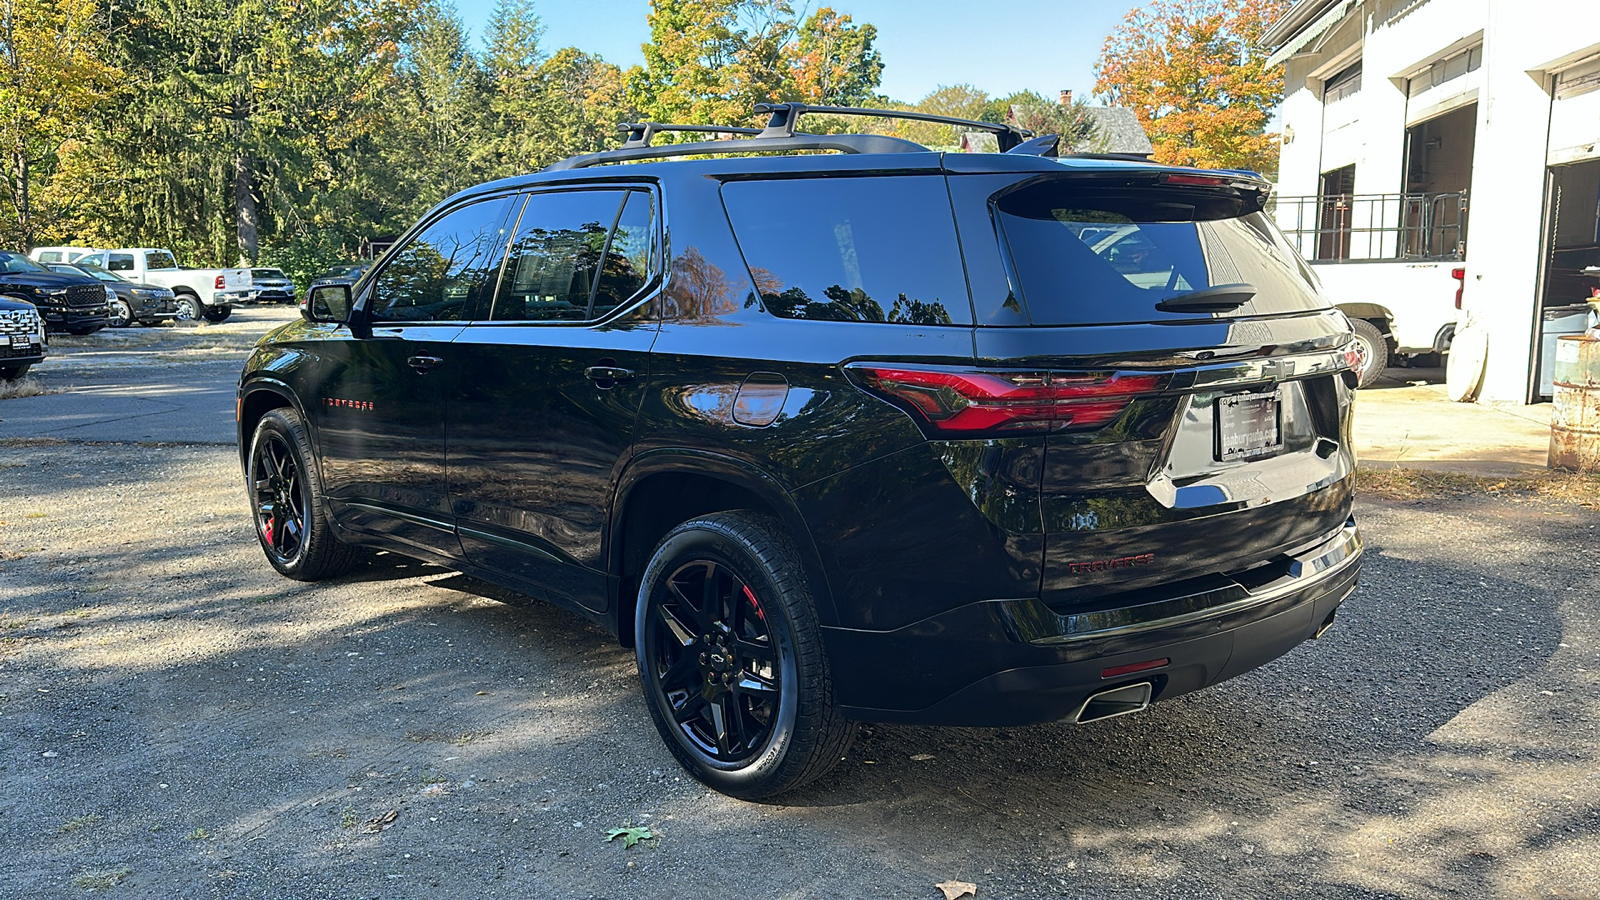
[752,102,1033,152]
[617,123,763,149]
[540,102,1040,172]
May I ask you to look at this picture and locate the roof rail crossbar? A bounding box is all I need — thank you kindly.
[543,132,930,172]
[618,122,764,149]
[753,102,1033,151]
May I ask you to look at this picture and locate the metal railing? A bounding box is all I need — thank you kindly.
[1270,192,1468,262]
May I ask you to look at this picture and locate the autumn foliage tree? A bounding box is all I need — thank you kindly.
[1093,0,1287,173]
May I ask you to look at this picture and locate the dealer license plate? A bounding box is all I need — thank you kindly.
[10,335,34,349]
[1215,390,1282,461]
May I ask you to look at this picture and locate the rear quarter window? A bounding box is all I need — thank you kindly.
[722,175,973,326]
[994,181,1327,326]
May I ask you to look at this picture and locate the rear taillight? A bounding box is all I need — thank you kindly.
[1451,267,1465,310]
[214,274,226,290]
[846,364,1166,437]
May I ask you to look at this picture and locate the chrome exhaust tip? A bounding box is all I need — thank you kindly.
[1313,608,1338,639]
[1075,681,1154,724]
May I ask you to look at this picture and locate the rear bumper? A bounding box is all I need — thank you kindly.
[824,518,1362,726]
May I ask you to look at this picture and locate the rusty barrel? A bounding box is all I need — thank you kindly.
[1550,335,1600,471]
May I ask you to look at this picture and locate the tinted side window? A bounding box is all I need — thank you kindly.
[107,253,135,272]
[592,191,656,318]
[491,190,626,322]
[722,176,973,326]
[37,251,61,263]
[371,196,515,323]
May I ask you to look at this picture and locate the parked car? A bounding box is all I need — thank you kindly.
[46,262,179,327]
[0,293,48,379]
[306,262,369,292]
[27,246,98,265]
[244,267,297,305]
[74,248,248,322]
[0,250,108,335]
[238,104,1364,799]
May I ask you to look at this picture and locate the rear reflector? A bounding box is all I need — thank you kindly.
[1160,173,1228,186]
[1101,658,1169,679]
[1451,267,1466,310]
[845,364,1166,437]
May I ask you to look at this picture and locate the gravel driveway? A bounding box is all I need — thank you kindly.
[1,317,1597,899]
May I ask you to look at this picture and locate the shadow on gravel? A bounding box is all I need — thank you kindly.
[3,445,1596,899]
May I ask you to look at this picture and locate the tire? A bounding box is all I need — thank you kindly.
[173,294,201,322]
[247,407,357,581]
[107,298,134,328]
[202,305,232,323]
[0,364,30,381]
[1349,319,1388,389]
[635,511,854,799]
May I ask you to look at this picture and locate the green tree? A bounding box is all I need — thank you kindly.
[633,0,795,128]
[1093,0,1287,173]
[788,7,881,106]
[995,90,1098,151]
[0,0,117,249]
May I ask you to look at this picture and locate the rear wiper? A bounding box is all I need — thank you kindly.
[1155,283,1256,314]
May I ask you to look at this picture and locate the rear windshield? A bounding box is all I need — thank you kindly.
[995,182,1326,326]
[722,175,972,326]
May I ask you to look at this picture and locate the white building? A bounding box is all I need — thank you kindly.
[1263,0,1600,403]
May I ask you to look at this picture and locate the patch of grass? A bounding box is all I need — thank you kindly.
[22,512,47,519]
[1354,466,1600,506]
[339,808,358,829]
[72,868,130,890]
[186,827,210,841]
[0,617,31,630]
[56,814,104,834]
[405,728,491,746]
[420,771,449,785]
[0,376,54,400]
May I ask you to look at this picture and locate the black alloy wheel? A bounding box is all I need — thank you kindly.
[251,428,308,565]
[108,298,133,328]
[636,512,853,799]
[247,408,355,580]
[649,559,781,763]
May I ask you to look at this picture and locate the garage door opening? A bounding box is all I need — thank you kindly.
[1402,103,1475,259]
[1535,158,1600,399]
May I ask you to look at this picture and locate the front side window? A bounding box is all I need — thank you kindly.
[144,251,178,270]
[107,253,135,272]
[722,175,973,326]
[490,190,630,322]
[370,196,515,323]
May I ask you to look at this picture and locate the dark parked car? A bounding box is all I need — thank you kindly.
[238,104,1364,799]
[305,262,370,292]
[46,262,178,327]
[0,293,47,379]
[0,250,108,335]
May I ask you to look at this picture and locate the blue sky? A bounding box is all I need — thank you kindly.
[452,0,1143,104]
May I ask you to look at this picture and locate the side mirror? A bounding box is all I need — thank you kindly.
[303,284,352,323]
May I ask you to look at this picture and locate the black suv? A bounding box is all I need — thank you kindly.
[238,104,1363,798]
[0,250,108,335]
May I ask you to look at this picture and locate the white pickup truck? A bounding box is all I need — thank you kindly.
[1309,261,1465,388]
[73,248,250,322]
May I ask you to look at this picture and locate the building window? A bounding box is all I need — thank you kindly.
[1407,46,1483,98]
[1324,61,1362,104]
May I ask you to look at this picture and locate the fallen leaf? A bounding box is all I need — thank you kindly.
[360,809,399,834]
[936,880,977,900]
[604,825,655,849]
[910,753,935,761]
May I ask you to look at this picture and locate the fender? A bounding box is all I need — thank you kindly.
[608,447,840,631]
[238,373,322,479]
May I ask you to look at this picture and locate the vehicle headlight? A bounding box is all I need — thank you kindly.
[105,286,117,301]
[131,288,151,297]
[47,288,67,297]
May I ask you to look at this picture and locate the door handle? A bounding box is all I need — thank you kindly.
[584,365,635,385]
[407,355,444,373]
